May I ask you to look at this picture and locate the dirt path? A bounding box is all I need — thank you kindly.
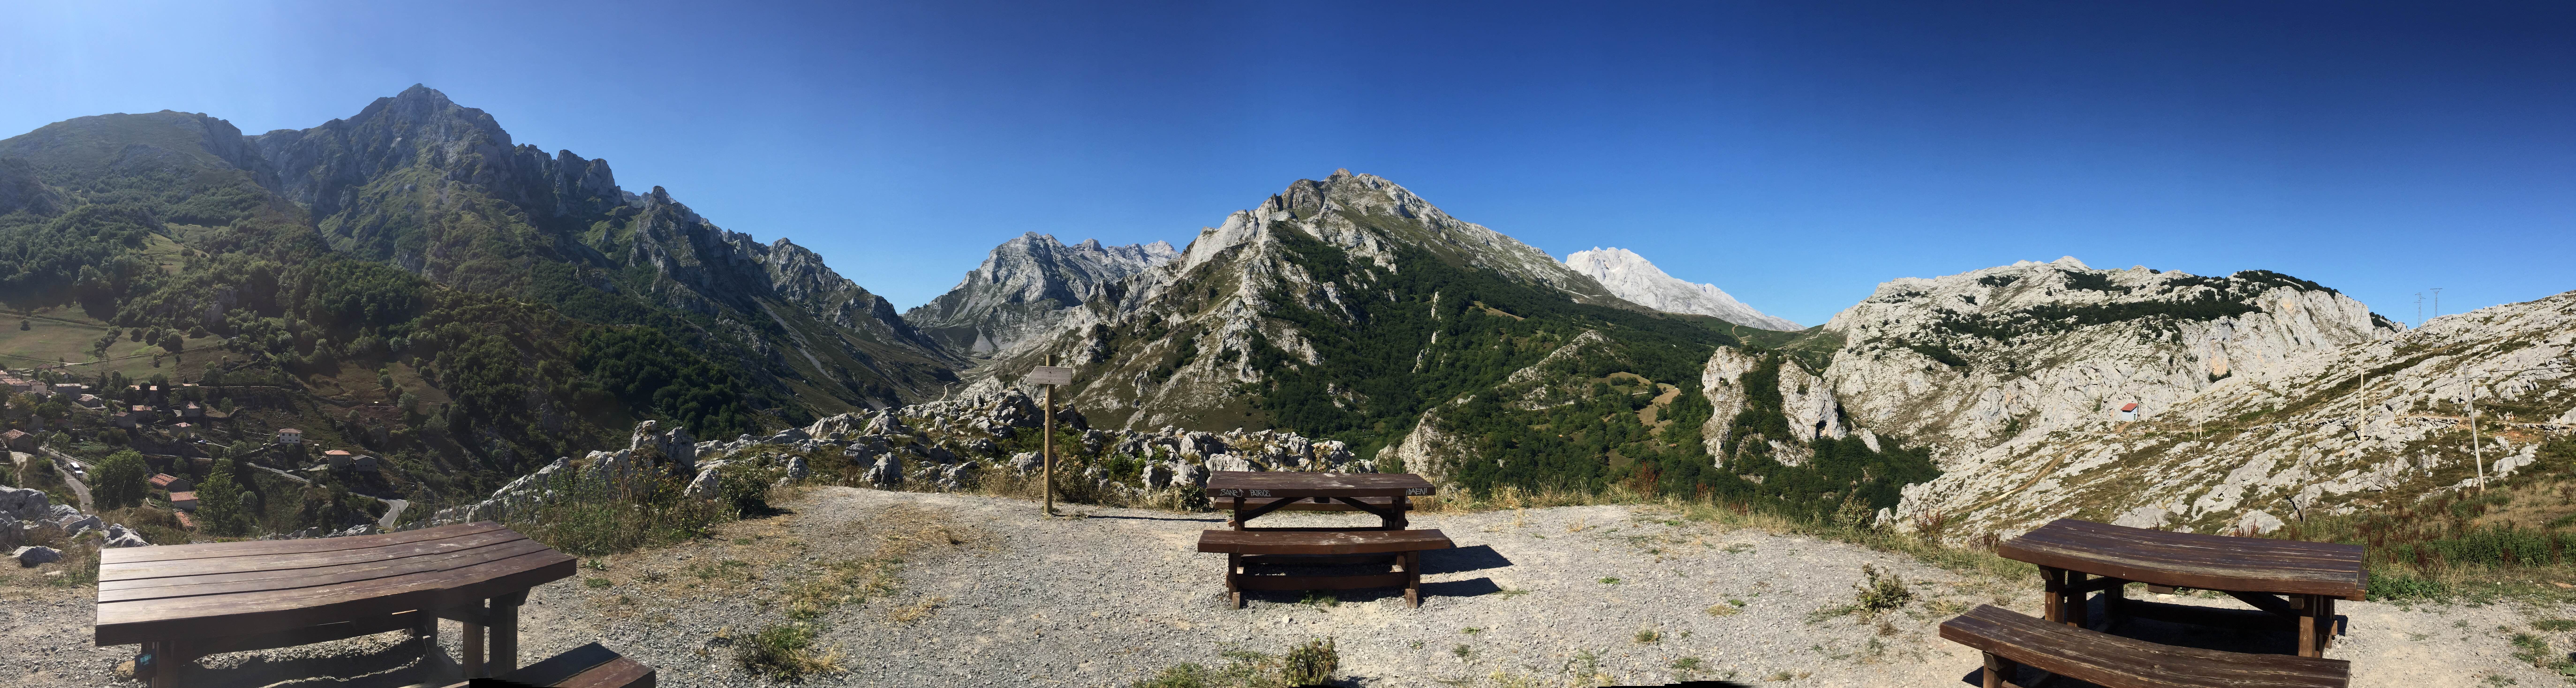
[7,487,2573,687]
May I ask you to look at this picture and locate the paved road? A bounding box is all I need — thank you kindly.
[377,498,407,529]
[36,448,94,512]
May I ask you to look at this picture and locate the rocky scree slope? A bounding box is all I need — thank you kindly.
[904,232,1177,357]
[1883,287,2576,539]
[1563,246,1800,331]
[961,170,1735,460]
[420,389,1374,527]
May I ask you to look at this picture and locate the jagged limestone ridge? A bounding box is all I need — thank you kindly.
[1884,288,2576,540]
[965,169,1646,432]
[905,232,1178,357]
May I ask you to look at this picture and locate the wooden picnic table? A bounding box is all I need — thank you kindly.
[1206,471,1435,531]
[1997,519,2366,658]
[95,522,577,687]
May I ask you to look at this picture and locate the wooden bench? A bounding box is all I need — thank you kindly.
[441,642,654,688]
[1197,529,1453,609]
[1940,604,2349,688]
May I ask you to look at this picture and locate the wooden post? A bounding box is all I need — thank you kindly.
[462,607,486,678]
[2102,579,2125,629]
[1043,353,1055,517]
[1981,651,2017,688]
[1404,550,1422,608]
[2297,594,2319,657]
[2064,571,2089,629]
[2039,566,2064,623]
[492,591,525,673]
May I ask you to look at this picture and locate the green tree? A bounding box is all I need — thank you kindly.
[92,450,151,510]
[194,459,250,536]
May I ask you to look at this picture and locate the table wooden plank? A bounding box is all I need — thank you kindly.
[1206,472,1436,498]
[100,538,554,603]
[1999,520,2364,599]
[99,523,508,565]
[100,528,531,584]
[96,544,574,647]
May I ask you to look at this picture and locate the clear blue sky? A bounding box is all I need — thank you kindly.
[4,1,2569,326]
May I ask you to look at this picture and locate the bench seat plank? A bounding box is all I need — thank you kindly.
[1940,605,2348,688]
[101,523,511,565]
[1215,495,1414,513]
[1197,529,1453,555]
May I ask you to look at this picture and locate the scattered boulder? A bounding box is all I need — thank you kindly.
[103,524,150,548]
[2111,505,2171,530]
[1008,452,1042,475]
[684,467,724,499]
[1140,462,1173,490]
[57,513,102,538]
[785,456,810,482]
[13,545,60,566]
[0,486,50,520]
[865,454,905,487]
[0,512,19,550]
[2234,510,2286,536]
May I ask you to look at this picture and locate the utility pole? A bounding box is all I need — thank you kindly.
[2414,293,2424,329]
[2430,288,2444,322]
[1029,357,1076,517]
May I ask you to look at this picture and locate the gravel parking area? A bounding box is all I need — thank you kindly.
[6,486,2573,687]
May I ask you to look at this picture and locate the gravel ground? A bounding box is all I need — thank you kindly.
[6,486,2576,687]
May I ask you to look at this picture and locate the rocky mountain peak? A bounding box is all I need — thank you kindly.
[907,232,1180,356]
[1563,247,1800,330]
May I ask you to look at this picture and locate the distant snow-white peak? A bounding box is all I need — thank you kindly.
[1561,247,1800,331]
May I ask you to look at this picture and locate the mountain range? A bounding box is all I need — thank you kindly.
[3,85,2568,538]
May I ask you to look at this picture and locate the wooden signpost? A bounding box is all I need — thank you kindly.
[1029,357,1075,516]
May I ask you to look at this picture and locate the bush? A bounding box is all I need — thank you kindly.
[734,623,840,681]
[717,466,781,518]
[1852,564,1913,613]
[1279,638,1337,686]
[91,450,150,510]
[510,471,723,557]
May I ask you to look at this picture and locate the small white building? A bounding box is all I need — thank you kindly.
[276,428,304,445]
[2117,403,2140,422]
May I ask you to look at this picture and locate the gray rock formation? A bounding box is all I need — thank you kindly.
[1563,247,1799,330]
[1877,280,2575,541]
[103,524,149,548]
[907,233,1178,356]
[13,545,60,566]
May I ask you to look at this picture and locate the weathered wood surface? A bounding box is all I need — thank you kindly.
[1205,471,1437,499]
[95,522,574,647]
[439,641,656,688]
[1197,529,1454,555]
[1940,604,2350,688]
[1999,519,2365,601]
[1214,495,1414,512]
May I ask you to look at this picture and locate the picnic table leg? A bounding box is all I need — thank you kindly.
[1226,553,1243,609]
[1981,651,2017,688]
[413,611,438,682]
[1404,550,1421,608]
[147,640,187,688]
[2101,578,2125,629]
[2038,566,2062,623]
[2297,594,2327,657]
[462,605,486,678]
[2064,571,2089,629]
[493,591,526,673]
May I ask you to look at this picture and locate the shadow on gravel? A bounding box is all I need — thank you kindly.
[1086,514,1226,523]
[189,635,450,688]
[1419,577,1502,599]
[1417,545,1511,575]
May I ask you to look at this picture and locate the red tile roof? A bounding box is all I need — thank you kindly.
[2120,403,2139,412]
[168,491,197,502]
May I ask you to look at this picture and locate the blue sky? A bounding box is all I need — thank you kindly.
[4,1,2569,326]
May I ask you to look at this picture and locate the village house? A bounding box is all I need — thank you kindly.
[168,491,198,511]
[180,402,203,418]
[276,428,303,445]
[2117,402,2140,422]
[76,394,103,409]
[324,449,354,469]
[149,473,194,493]
[1,429,34,452]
